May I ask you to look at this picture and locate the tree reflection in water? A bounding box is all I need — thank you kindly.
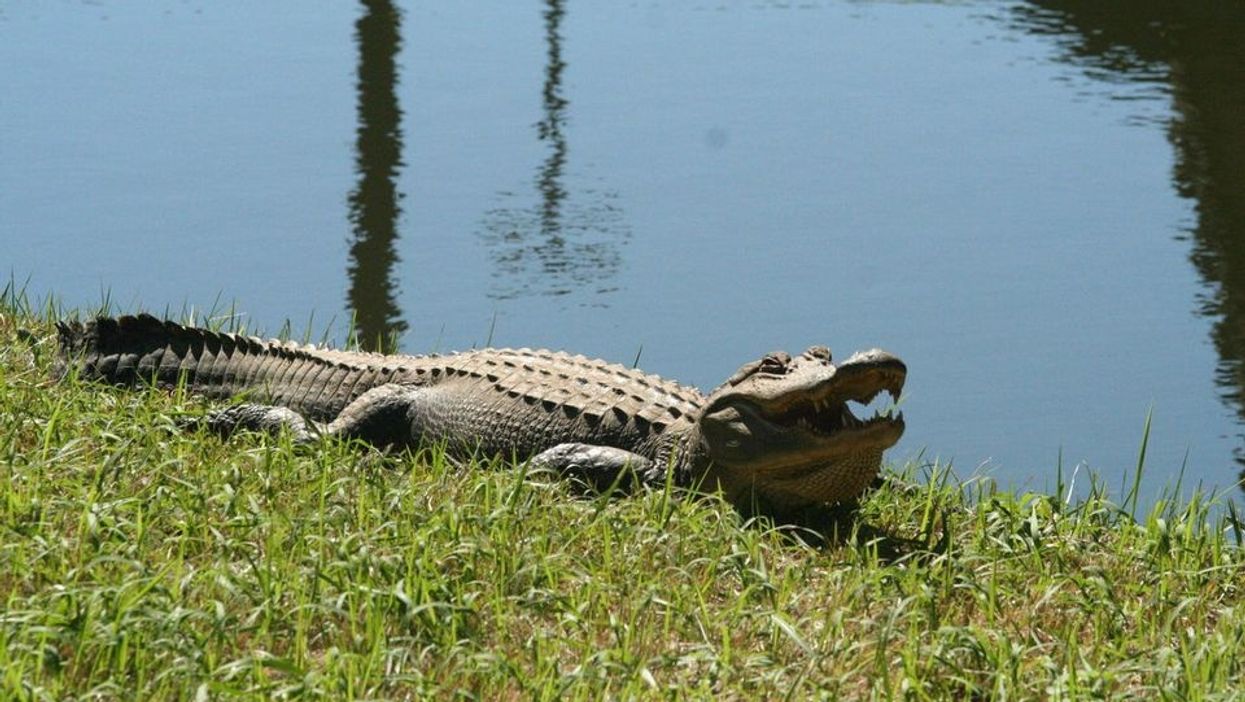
[1012,2,1245,483]
[480,0,630,303]
[347,0,408,352]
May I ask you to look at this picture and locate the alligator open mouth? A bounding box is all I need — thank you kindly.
[765,352,906,441]
[784,392,904,438]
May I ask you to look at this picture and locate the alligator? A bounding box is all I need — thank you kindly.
[55,314,906,510]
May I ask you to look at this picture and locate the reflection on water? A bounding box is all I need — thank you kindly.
[480,0,630,302]
[347,0,407,352]
[1014,2,1245,482]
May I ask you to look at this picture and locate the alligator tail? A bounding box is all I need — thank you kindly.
[55,314,377,420]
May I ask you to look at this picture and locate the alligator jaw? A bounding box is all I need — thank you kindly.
[771,351,906,449]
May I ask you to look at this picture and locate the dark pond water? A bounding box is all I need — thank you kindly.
[3,1,1243,501]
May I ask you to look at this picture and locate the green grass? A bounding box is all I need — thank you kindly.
[2,300,1244,700]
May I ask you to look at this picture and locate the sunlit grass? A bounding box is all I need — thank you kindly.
[2,292,1243,699]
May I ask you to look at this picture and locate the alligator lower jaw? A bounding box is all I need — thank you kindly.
[790,407,905,442]
[758,452,888,507]
[715,437,898,509]
[762,413,906,474]
[769,391,905,446]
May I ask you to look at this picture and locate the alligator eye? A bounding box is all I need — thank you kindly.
[759,351,790,374]
[805,346,832,362]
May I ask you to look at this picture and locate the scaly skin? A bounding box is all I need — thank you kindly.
[56,314,906,510]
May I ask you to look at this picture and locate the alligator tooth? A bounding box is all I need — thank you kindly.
[840,407,859,429]
[887,377,904,400]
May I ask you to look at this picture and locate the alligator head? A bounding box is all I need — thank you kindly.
[696,346,906,509]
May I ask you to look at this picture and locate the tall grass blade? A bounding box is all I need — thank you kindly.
[1124,406,1153,520]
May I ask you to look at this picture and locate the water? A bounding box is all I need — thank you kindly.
[3,1,1243,500]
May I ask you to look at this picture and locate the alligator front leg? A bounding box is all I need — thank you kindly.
[528,443,660,494]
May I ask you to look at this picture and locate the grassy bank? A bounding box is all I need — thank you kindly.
[1,303,1243,700]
